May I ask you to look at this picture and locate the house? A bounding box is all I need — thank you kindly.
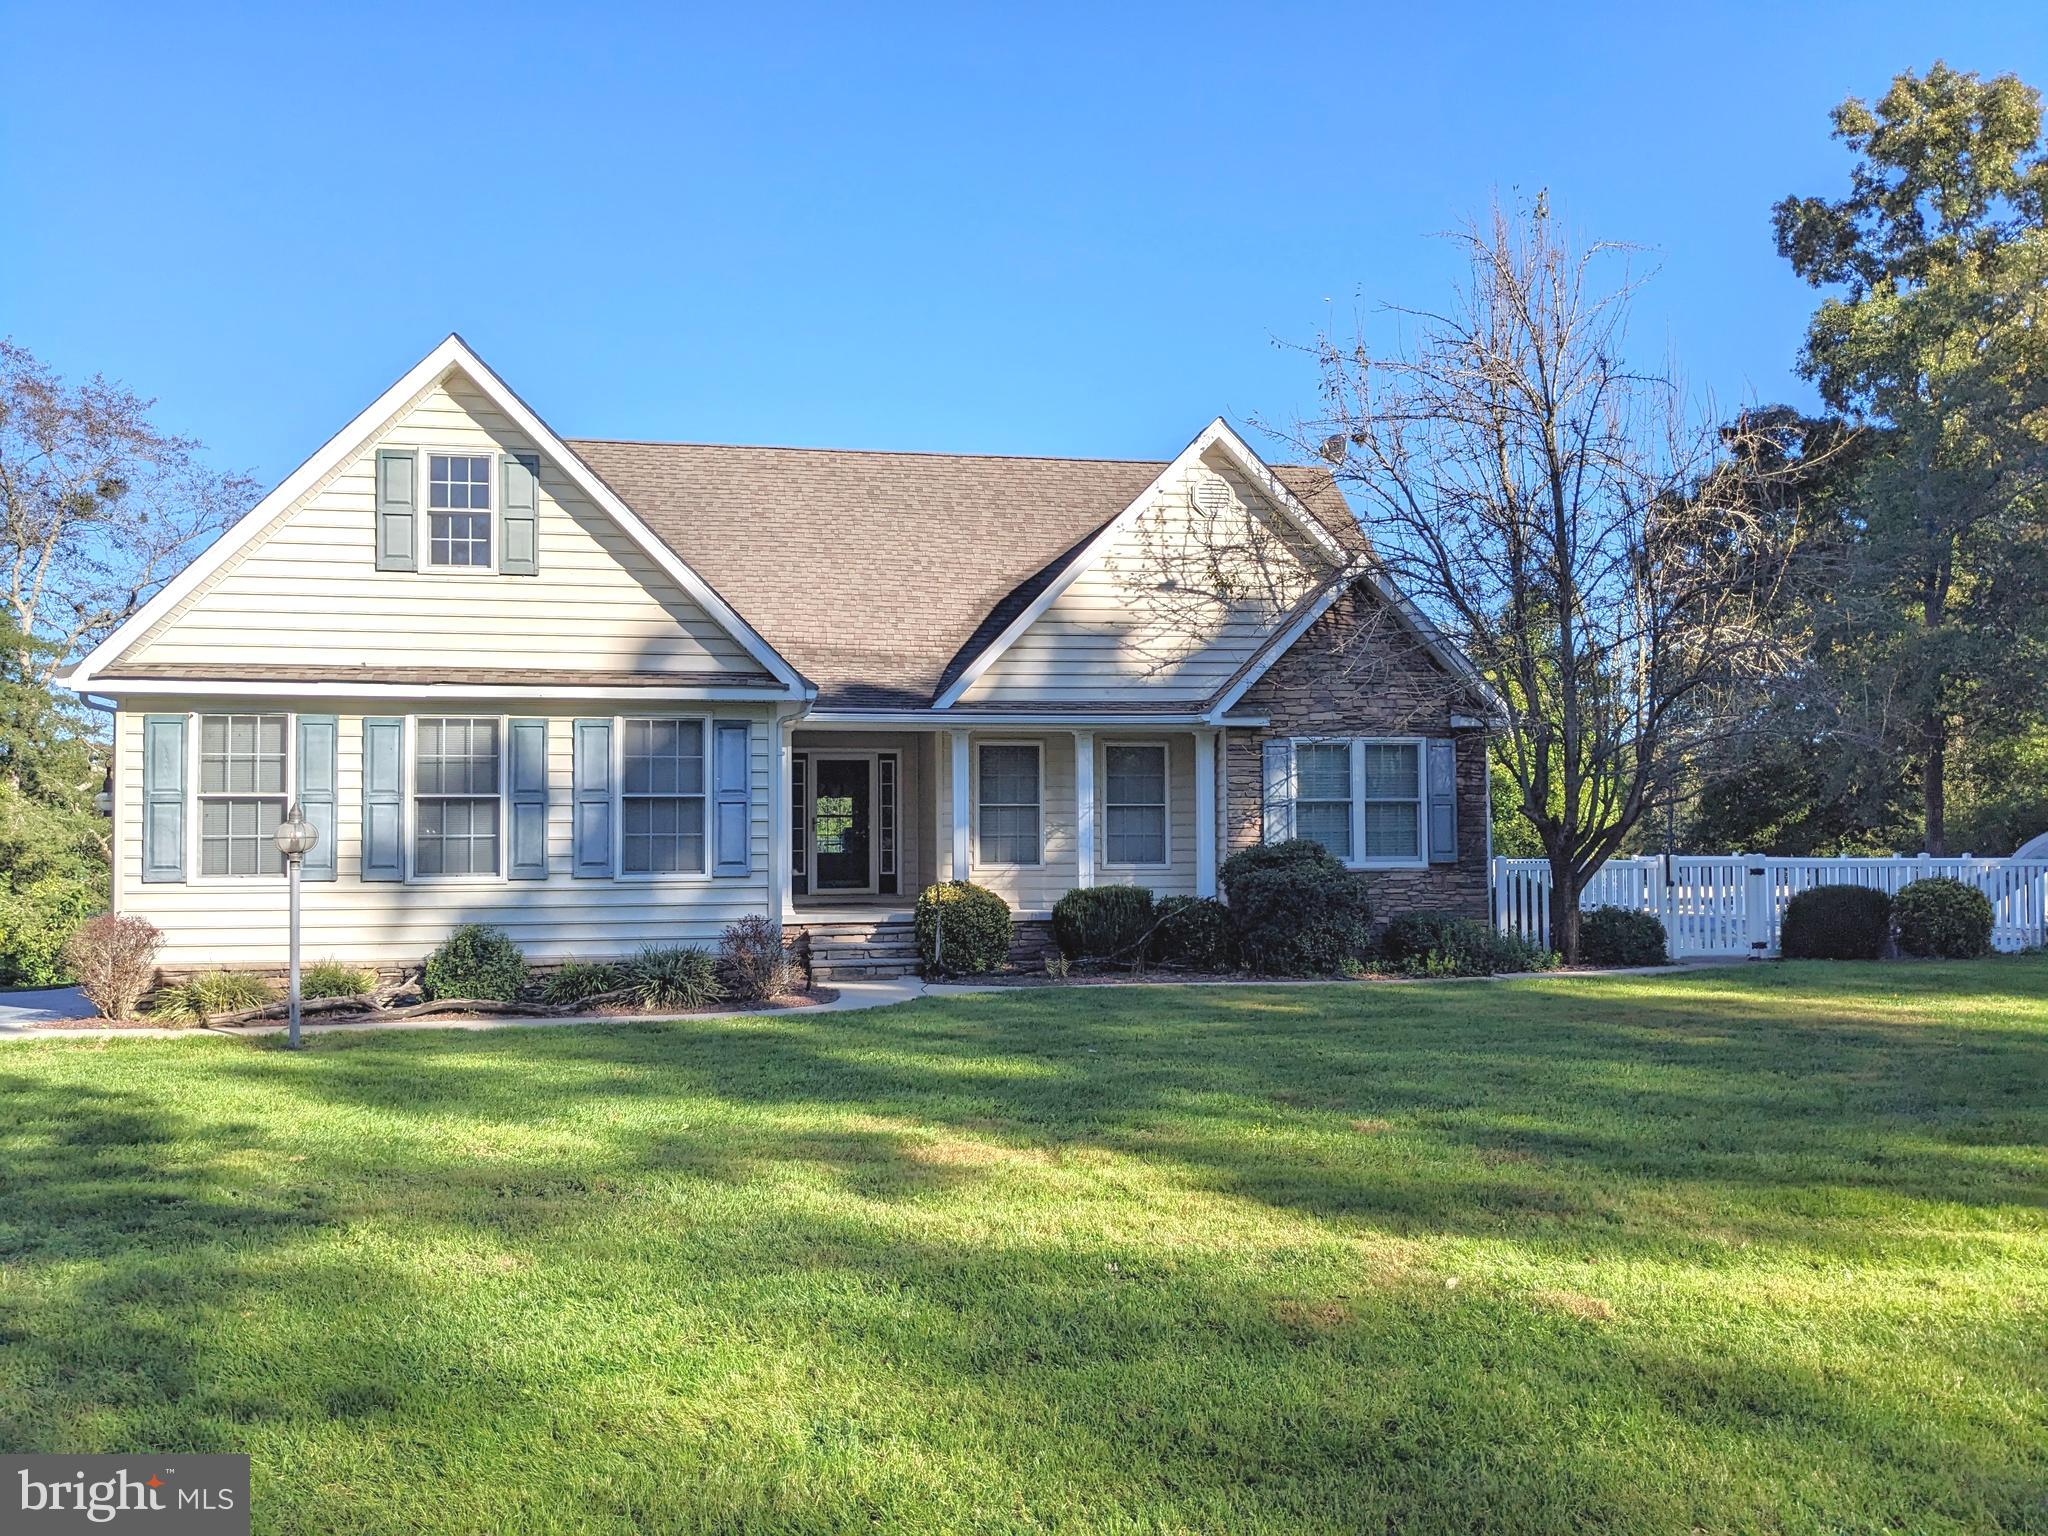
[62,336,1499,978]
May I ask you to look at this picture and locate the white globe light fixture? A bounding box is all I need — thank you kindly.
[274,804,320,1049]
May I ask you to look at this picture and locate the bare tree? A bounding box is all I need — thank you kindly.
[0,340,253,684]
[1271,198,1821,960]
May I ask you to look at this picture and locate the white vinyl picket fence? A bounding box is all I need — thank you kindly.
[1492,854,2048,959]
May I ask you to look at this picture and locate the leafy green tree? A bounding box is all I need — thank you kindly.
[1774,62,2048,852]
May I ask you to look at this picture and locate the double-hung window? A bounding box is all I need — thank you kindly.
[415,717,501,875]
[621,718,706,874]
[198,713,289,876]
[1291,738,1425,865]
[1103,743,1168,865]
[427,453,492,568]
[976,743,1041,865]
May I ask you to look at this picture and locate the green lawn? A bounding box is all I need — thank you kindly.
[2,963,2044,1535]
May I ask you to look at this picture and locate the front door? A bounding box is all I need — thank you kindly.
[811,756,875,893]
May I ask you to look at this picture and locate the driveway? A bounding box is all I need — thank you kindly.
[0,987,91,1031]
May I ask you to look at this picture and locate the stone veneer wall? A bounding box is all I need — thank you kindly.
[1226,581,1493,921]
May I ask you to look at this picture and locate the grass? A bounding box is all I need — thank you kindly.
[1,959,2044,1534]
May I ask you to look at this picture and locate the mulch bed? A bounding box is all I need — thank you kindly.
[27,987,841,1031]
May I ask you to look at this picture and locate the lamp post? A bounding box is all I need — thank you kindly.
[273,804,319,1049]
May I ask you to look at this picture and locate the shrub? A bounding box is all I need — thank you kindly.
[0,875,103,987]
[719,915,795,1003]
[1219,839,1374,975]
[423,923,528,1001]
[623,945,725,1011]
[149,970,276,1024]
[914,881,1013,976]
[1148,895,1237,971]
[62,913,162,1020]
[542,960,624,1007]
[1780,885,1893,961]
[1379,911,1556,977]
[300,961,376,1000]
[1051,885,1155,964]
[1579,906,1669,967]
[1893,877,1994,959]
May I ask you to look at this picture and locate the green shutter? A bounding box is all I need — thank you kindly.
[361,717,404,880]
[573,719,613,878]
[142,714,186,883]
[713,720,751,875]
[375,449,417,571]
[508,717,548,879]
[500,454,540,575]
[1427,738,1458,864]
[297,714,339,881]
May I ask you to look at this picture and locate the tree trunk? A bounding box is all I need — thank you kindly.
[1923,723,1947,856]
[1547,854,1581,964]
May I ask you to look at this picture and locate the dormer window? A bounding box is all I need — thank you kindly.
[427,454,492,568]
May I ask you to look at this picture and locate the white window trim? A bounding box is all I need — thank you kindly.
[187,709,295,886]
[406,713,510,885]
[1099,737,1172,870]
[423,450,498,574]
[1290,735,1428,870]
[613,714,713,883]
[972,738,1045,869]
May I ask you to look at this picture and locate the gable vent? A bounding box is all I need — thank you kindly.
[1190,472,1235,518]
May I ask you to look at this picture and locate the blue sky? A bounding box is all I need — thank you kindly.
[4,2,2042,486]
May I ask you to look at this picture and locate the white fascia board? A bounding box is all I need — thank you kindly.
[65,334,813,700]
[931,417,1346,711]
[84,679,797,702]
[802,708,1263,728]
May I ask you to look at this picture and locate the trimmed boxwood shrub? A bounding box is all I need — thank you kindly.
[1579,906,1669,967]
[423,923,528,1001]
[915,881,1013,976]
[1379,911,1556,976]
[1220,839,1374,975]
[1781,885,1892,961]
[1052,885,1155,964]
[1893,877,1994,959]
[1148,895,1237,971]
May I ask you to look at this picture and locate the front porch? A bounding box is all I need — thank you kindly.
[777,723,1224,926]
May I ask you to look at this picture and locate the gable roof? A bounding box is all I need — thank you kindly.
[569,437,1362,710]
[67,336,810,698]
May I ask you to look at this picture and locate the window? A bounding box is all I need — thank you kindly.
[415,717,500,875]
[1361,742,1423,860]
[427,453,492,567]
[1295,742,1353,860]
[198,713,288,876]
[621,718,706,874]
[1103,743,1168,865]
[977,743,1041,865]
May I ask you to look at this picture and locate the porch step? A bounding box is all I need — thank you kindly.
[789,915,923,981]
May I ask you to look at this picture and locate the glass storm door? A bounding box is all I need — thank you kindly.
[811,757,874,892]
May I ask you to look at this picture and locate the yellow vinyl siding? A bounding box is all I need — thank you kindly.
[115,697,776,968]
[120,377,757,675]
[961,453,1331,705]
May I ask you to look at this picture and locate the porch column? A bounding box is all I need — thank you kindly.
[1073,730,1095,888]
[1194,728,1219,898]
[950,729,971,880]
[770,710,795,922]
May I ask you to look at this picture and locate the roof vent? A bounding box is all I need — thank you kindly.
[1191,473,1234,518]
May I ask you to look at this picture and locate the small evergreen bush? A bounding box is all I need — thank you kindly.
[1379,911,1556,976]
[1051,885,1156,964]
[1780,885,1892,961]
[1148,895,1237,971]
[720,915,795,1002]
[541,960,624,1007]
[1893,877,1994,959]
[423,924,528,1002]
[624,945,725,1010]
[300,961,376,1000]
[914,881,1013,976]
[62,913,162,1020]
[1579,906,1669,967]
[149,970,275,1024]
[1220,839,1374,975]
[0,876,103,987]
